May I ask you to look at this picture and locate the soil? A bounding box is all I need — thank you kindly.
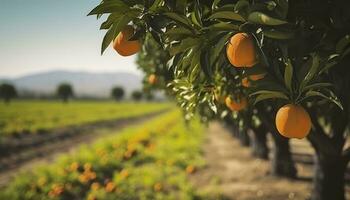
[191,122,350,200]
[0,109,169,187]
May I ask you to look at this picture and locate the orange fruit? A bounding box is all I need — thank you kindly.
[275,104,311,139]
[226,33,257,67]
[154,183,162,191]
[186,165,195,174]
[225,96,247,111]
[148,74,157,84]
[113,25,140,56]
[242,73,266,88]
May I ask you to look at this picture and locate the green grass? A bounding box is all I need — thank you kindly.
[0,110,216,200]
[0,100,172,136]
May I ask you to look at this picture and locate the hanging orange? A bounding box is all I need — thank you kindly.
[148,74,157,84]
[226,33,257,67]
[275,104,311,139]
[225,96,247,111]
[242,73,266,87]
[113,25,141,56]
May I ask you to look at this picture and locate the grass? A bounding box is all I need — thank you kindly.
[0,110,214,200]
[0,100,172,136]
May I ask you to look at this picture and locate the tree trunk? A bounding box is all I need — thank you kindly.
[238,128,250,147]
[311,153,346,200]
[270,133,297,178]
[4,98,10,104]
[249,126,269,160]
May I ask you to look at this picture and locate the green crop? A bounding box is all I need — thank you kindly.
[0,110,220,200]
[0,100,172,136]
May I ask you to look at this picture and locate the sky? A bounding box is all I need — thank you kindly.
[0,0,141,78]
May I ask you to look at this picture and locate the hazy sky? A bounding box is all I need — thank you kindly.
[0,0,141,78]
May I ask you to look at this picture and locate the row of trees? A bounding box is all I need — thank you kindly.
[90,0,350,200]
[0,83,150,103]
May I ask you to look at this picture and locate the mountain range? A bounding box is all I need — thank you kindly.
[0,70,143,98]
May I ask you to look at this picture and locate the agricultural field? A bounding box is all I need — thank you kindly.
[0,101,172,136]
[0,110,221,200]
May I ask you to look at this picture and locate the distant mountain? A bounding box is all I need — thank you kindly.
[0,70,142,98]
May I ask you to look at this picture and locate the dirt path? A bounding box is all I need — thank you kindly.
[191,122,350,200]
[0,109,169,187]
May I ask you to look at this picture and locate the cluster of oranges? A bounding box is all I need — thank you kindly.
[48,184,64,197]
[112,25,311,139]
[79,163,97,183]
[224,32,311,139]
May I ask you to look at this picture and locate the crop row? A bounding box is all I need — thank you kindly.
[0,110,211,200]
[0,101,171,136]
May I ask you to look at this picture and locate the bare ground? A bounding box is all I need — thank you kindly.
[191,122,350,200]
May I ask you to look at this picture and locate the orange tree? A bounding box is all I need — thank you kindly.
[89,0,350,199]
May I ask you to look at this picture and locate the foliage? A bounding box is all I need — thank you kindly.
[0,83,17,103]
[0,110,210,200]
[111,86,125,101]
[57,83,74,102]
[89,1,350,198]
[0,101,172,136]
[131,90,143,101]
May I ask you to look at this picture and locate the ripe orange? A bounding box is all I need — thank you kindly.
[113,25,140,56]
[275,104,311,139]
[225,96,247,111]
[226,33,257,67]
[186,165,195,174]
[148,74,157,84]
[242,73,266,88]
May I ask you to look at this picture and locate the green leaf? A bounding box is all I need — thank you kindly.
[253,93,288,104]
[191,11,202,27]
[248,12,287,25]
[205,22,240,31]
[101,15,131,54]
[336,35,350,53]
[299,53,320,92]
[200,50,213,80]
[249,90,289,100]
[100,13,123,30]
[284,59,293,92]
[210,33,232,66]
[303,91,343,110]
[263,29,294,40]
[163,12,193,28]
[166,27,193,36]
[302,83,333,92]
[209,11,246,22]
[212,0,222,10]
[169,38,200,56]
[234,0,249,13]
[88,1,129,16]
